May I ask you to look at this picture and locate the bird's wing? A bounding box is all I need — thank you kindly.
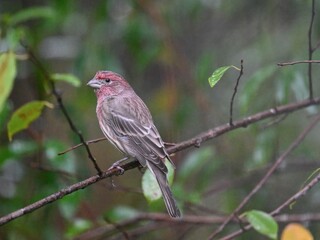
[106,96,173,171]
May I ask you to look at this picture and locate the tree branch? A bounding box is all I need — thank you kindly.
[21,43,102,175]
[219,172,320,240]
[168,97,320,154]
[61,97,320,156]
[58,137,107,155]
[211,114,320,240]
[307,0,315,99]
[77,212,320,239]
[0,160,140,226]
[229,60,244,126]
[0,97,319,226]
[277,60,320,66]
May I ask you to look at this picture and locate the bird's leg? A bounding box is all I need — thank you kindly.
[108,156,130,175]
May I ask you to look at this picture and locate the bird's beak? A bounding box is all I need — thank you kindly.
[87,79,101,89]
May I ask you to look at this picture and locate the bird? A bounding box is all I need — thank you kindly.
[87,70,181,218]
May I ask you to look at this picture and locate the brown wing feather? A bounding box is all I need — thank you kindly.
[101,95,173,171]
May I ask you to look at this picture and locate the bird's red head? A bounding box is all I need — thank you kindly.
[94,71,123,81]
[87,71,130,97]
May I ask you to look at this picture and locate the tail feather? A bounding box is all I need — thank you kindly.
[146,161,181,218]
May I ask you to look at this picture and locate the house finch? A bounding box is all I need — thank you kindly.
[87,71,181,218]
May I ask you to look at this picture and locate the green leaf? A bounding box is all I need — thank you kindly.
[142,159,175,202]
[244,210,278,239]
[51,73,81,87]
[208,66,232,88]
[0,51,17,112]
[9,7,55,26]
[7,101,53,141]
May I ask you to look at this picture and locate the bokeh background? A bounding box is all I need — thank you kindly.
[1,0,320,239]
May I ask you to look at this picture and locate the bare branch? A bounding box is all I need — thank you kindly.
[77,212,320,239]
[208,114,320,239]
[313,40,320,51]
[276,4,318,115]
[260,113,288,129]
[308,0,316,99]
[271,173,320,216]
[104,218,130,240]
[21,43,102,175]
[168,97,320,154]
[58,137,107,155]
[0,98,319,226]
[277,60,320,66]
[133,212,320,225]
[219,172,320,240]
[60,97,320,156]
[0,160,140,226]
[229,60,244,126]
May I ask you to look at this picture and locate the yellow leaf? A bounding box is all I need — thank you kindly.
[281,223,313,240]
[7,101,53,141]
[0,51,17,112]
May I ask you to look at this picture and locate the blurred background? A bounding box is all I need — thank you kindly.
[0,0,320,239]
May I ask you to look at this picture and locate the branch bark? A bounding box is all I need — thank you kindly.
[277,60,320,66]
[168,97,320,154]
[212,114,320,239]
[22,43,102,174]
[219,172,320,240]
[77,212,320,239]
[0,97,319,226]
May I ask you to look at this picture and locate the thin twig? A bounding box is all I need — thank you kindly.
[0,98,320,226]
[168,97,320,153]
[219,172,320,240]
[104,218,131,240]
[208,114,320,240]
[277,60,320,66]
[313,40,320,51]
[307,0,315,99]
[260,113,288,130]
[60,97,320,157]
[58,137,107,155]
[76,212,320,229]
[21,43,102,175]
[229,60,244,126]
[271,174,320,216]
[0,160,139,226]
[77,212,320,239]
[59,139,176,155]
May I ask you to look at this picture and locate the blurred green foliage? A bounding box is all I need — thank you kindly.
[0,0,319,239]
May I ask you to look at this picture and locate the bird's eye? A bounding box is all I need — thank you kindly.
[104,78,111,83]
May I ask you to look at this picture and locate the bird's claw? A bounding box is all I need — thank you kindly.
[108,164,125,175]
